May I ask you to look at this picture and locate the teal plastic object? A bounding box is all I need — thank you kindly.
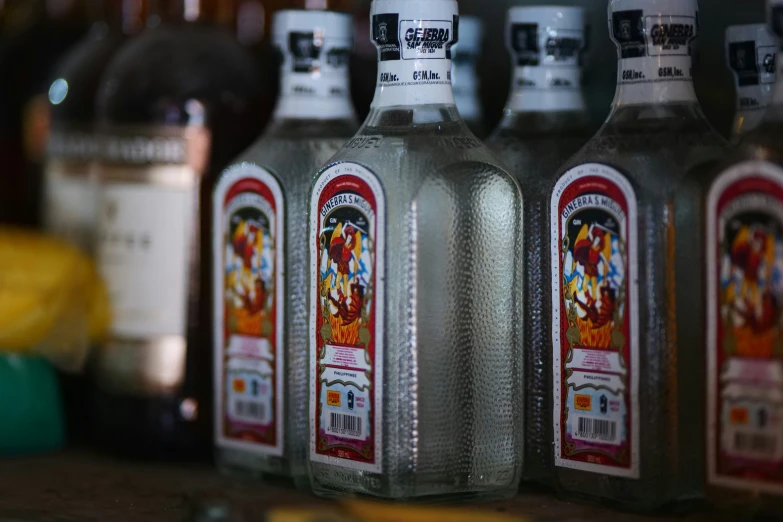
[0,354,64,454]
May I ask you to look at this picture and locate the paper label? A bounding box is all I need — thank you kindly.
[213,164,285,457]
[551,163,640,478]
[310,162,385,473]
[707,161,783,495]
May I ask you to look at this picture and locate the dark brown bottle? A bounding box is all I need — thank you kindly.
[0,0,90,227]
[44,0,149,252]
[92,0,266,459]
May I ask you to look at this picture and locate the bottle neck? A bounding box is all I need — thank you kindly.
[733,83,774,136]
[611,51,697,109]
[272,60,355,122]
[506,63,586,114]
[154,0,234,26]
[452,55,481,121]
[763,44,783,124]
[104,0,147,35]
[372,56,455,108]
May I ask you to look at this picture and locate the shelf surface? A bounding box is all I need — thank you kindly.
[0,451,708,522]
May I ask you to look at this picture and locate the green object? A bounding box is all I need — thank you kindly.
[0,354,64,454]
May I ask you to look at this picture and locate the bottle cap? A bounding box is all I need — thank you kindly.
[608,0,698,59]
[507,6,585,67]
[272,10,353,53]
[456,16,483,56]
[726,24,777,93]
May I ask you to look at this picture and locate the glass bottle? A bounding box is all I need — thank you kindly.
[452,15,484,138]
[307,0,524,502]
[704,0,783,516]
[486,5,592,489]
[213,9,357,485]
[43,0,149,252]
[725,23,778,141]
[0,0,90,227]
[549,0,726,510]
[92,0,266,459]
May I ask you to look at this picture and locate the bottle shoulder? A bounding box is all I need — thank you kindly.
[98,24,264,125]
[50,33,126,125]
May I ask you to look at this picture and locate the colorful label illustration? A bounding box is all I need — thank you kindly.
[310,162,384,473]
[707,161,783,494]
[551,163,639,478]
[213,164,284,456]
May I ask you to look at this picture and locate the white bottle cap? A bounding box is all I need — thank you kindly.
[370,0,459,108]
[726,23,778,134]
[507,6,585,67]
[273,9,353,49]
[456,16,483,56]
[272,10,355,120]
[609,0,699,106]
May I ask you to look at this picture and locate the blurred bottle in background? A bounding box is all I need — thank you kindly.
[725,23,778,140]
[0,0,90,228]
[44,0,149,253]
[213,9,357,486]
[452,15,484,137]
[704,0,783,516]
[486,5,591,490]
[92,0,266,459]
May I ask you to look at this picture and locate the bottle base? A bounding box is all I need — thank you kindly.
[216,446,305,489]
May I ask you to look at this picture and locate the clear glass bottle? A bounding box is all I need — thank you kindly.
[725,23,778,141]
[452,15,484,138]
[43,0,148,252]
[486,5,592,489]
[212,9,358,485]
[92,0,266,459]
[548,0,726,510]
[704,0,783,516]
[307,0,524,502]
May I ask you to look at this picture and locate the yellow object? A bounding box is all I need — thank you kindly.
[0,227,110,371]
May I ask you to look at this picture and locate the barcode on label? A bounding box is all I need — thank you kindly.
[327,412,363,439]
[574,416,620,445]
[732,431,779,458]
[234,399,267,421]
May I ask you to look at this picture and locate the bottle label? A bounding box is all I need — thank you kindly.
[611,7,698,105]
[707,161,783,494]
[370,10,458,107]
[44,129,102,252]
[310,162,385,474]
[213,164,285,457]
[96,126,209,392]
[551,163,640,478]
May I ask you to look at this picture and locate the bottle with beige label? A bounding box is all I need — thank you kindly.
[307,0,524,501]
[548,0,726,510]
[213,9,357,484]
[705,0,783,516]
[93,0,266,458]
[44,0,148,252]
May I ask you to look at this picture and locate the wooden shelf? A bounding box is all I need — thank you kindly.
[0,452,707,521]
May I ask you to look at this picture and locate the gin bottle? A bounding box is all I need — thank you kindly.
[705,0,783,515]
[452,15,484,137]
[93,0,265,458]
[725,24,778,141]
[213,9,357,484]
[486,5,591,488]
[549,0,726,509]
[308,0,524,501]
